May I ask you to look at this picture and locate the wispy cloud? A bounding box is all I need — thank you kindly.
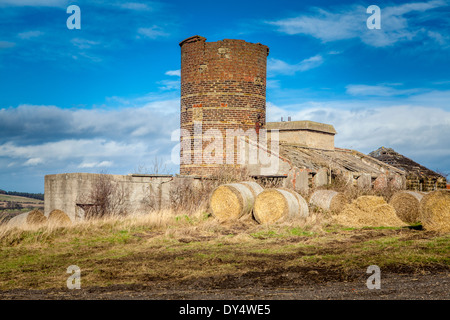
[137,25,169,39]
[17,30,44,39]
[267,0,449,47]
[268,55,324,76]
[117,2,155,11]
[157,80,180,91]
[78,160,114,168]
[70,38,100,49]
[24,157,44,166]
[165,69,181,76]
[346,84,420,97]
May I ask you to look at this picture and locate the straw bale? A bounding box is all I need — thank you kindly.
[48,209,72,226]
[27,209,47,225]
[309,190,349,213]
[209,181,262,221]
[334,196,406,228]
[7,209,47,228]
[419,190,450,233]
[389,191,423,224]
[279,187,309,218]
[253,188,307,224]
[239,181,264,197]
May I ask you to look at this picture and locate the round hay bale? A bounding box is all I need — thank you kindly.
[209,181,263,221]
[7,209,47,228]
[309,190,349,213]
[239,181,264,197]
[389,191,423,224]
[279,187,309,218]
[48,209,72,226]
[253,188,308,224]
[334,196,406,228]
[419,190,450,233]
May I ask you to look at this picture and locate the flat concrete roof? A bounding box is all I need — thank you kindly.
[265,120,336,135]
[129,174,173,178]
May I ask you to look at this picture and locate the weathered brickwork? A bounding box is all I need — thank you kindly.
[179,35,269,176]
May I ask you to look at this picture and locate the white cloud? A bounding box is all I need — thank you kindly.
[117,2,154,11]
[78,160,113,168]
[71,38,100,49]
[0,139,146,165]
[346,84,420,96]
[297,55,324,71]
[267,1,449,47]
[157,80,180,91]
[137,26,169,39]
[24,158,43,166]
[0,98,180,182]
[266,79,281,89]
[165,69,181,76]
[18,31,44,40]
[427,30,449,46]
[268,55,324,76]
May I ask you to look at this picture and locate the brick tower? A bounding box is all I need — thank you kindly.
[179,35,269,176]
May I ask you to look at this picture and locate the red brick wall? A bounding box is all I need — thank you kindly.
[179,36,269,176]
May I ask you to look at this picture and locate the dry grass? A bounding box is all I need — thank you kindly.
[333,196,407,228]
[0,205,448,291]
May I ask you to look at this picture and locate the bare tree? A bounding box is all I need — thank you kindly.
[77,174,129,219]
[134,156,168,175]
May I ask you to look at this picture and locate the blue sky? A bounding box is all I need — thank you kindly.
[1,0,450,192]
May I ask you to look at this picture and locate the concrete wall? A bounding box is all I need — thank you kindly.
[277,130,335,151]
[44,173,174,221]
[265,120,336,151]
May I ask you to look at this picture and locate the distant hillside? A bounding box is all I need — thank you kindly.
[0,190,44,201]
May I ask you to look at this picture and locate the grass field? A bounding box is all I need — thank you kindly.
[0,194,44,204]
[0,209,448,298]
[0,194,44,220]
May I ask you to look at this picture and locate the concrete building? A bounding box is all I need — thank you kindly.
[44,173,175,221]
[265,120,336,151]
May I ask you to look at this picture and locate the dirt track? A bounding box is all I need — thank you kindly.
[1,270,448,300]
